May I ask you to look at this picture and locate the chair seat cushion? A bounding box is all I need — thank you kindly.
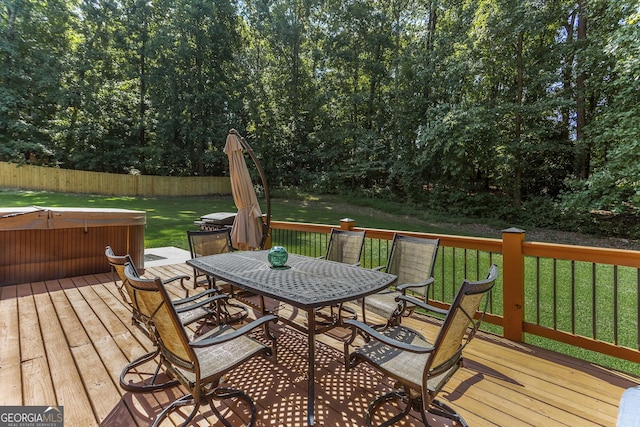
[354,326,451,392]
[175,326,269,386]
[364,290,415,320]
[177,306,214,325]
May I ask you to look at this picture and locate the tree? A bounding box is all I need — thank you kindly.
[239,0,320,187]
[1,0,638,234]
[149,0,240,176]
[61,0,144,173]
[0,0,71,164]
[563,0,640,215]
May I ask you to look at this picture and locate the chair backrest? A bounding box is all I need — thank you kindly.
[187,229,233,259]
[105,246,144,313]
[124,263,196,371]
[427,264,499,374]
[325,229,366,265]
[385,234,439,297]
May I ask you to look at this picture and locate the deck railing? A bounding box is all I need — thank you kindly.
[270,218,640,365]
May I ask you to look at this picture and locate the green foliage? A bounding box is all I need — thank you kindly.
[0,0,69,164]
[559,175,640,238]
[1,0,639,238]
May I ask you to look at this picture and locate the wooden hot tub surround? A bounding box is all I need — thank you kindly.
[0,207,145,286]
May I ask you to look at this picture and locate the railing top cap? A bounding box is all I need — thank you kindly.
[503,227,525,234]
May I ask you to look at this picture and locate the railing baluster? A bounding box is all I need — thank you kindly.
[592,263,597,340]
[614,265,619,345]
[571,260,576,335]
[553,259,558,331]
[536,257,541,326]
[464,248,468,279]
[452,247,457,300]
[488,252,494,313]
[438,247,443,301]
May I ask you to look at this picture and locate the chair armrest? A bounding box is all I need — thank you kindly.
[396,277,435,293]
[373,265,386,272]
[396,294,449,316]
[190,315,279,347]
[343,319,434,354]
[161,274,190,286]
[173,288,219,305]
[174,294,229,313]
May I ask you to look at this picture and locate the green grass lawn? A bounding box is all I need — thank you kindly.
[0,189,477,249]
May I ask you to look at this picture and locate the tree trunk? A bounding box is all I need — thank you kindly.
[513,31,524,209]
[562,11,576,140]
[138,14,147,148]
[575,0,589,179]
[2,2,17,136]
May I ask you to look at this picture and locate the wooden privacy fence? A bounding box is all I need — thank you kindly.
[270,218,640,365]
[0,162,231,196]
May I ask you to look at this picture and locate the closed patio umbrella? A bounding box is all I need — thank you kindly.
[224,129,269,250]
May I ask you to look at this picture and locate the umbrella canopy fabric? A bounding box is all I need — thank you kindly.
[224,132,263,250]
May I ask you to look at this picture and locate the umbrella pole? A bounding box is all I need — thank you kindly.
[228,129,271,249]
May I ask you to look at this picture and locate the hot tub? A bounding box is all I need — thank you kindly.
[0,207,145,286]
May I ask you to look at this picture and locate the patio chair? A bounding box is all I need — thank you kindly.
[322,228,366,266]
[105,246,224,331]
[187,228,233,289]
[106,246,229,392]
[344,264,499,427]
[316,229,366,324]
[187,229,249,323]
[362,234,440,329]
[124,263,278,427]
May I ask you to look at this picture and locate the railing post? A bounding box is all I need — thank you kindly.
[340,218,355,230]
[502,227,525,342]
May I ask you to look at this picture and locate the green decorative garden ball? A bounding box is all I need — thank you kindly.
[268,246,289,267]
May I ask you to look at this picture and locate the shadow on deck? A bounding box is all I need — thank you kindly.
[0,259,637,426]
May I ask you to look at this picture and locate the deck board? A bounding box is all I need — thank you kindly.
[33,280,98,426]
[1,263,638,426]
[17,283,59,408]
[0,285,21,406]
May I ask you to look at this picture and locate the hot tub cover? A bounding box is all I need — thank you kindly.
[0,206,146,231]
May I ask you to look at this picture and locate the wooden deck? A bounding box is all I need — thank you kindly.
[1,261,638,426]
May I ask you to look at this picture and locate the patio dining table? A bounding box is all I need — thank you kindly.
[187,250,397,426]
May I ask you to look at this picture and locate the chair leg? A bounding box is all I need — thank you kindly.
[152,387,256,427]
[365,390,467,427]
[365,390,413,427]
[152,394,199,427]
[199,279,250,326]
[220,300,250,324]
[311,306,339,326]
[207,387,256,427]
[119,348,179,393]
[425,399,468,427]
[336,303,357,324]
[192,298,250,335]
